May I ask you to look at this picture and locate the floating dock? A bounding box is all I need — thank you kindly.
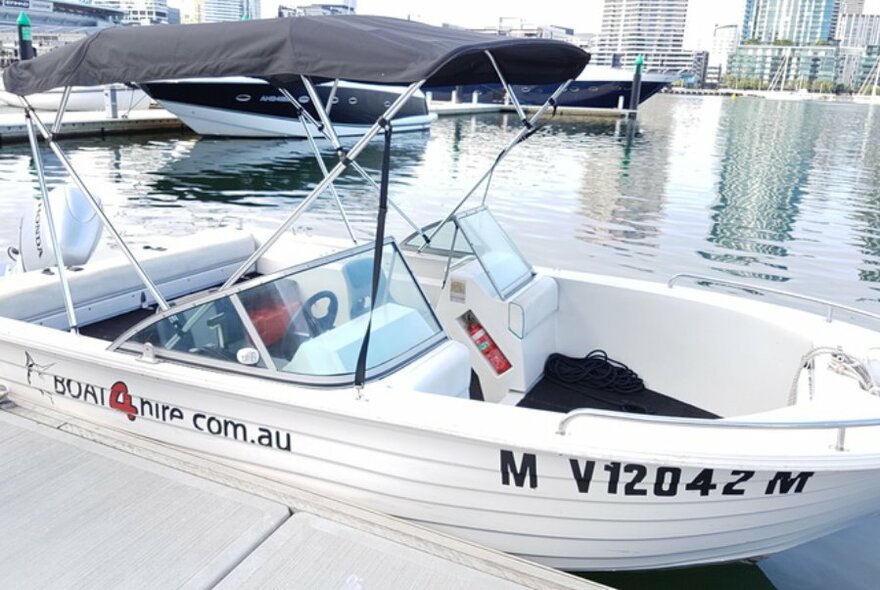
[0,103,628,148]
[521,104,632,118]
[429,101,629,119]
[429,101,506,115]
[0,399,607,589]
[0,108,188,145]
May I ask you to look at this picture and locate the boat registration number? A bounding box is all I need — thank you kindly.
[500,450,814,497]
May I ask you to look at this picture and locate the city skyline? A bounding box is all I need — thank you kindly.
[260,0,749,47]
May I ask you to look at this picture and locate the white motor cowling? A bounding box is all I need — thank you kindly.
[19,185,103,272]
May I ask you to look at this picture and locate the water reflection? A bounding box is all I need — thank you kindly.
[2,95,880,312]
[148,133,429,206]
[702,99,813,281]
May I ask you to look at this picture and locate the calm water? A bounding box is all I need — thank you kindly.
[2,95,880,313]
[2,95,879,587]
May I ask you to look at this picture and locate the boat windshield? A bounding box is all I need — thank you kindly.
[117,241,445,383]
[403,207,533,299]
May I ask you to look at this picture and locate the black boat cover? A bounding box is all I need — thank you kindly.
[3,16,590,96]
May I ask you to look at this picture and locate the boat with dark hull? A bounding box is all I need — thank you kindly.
[140,77,435,138]
[432,66,675,109]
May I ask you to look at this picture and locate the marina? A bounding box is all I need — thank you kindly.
[0,108,186,145]
[0,89,878,586]
[1,3,880,589]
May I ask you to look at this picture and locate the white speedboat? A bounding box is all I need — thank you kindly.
[139,77,435,138]
[4,16,880,574]
[0,83,151,111]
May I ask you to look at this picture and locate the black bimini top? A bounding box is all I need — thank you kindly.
[2,15,590,96]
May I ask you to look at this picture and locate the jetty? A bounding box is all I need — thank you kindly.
[0,397,607,589]
[0,108,188,145]
[0,98,632,147]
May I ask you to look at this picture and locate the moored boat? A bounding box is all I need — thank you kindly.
[430,66,676,110]
[139,77,435,138]
[4,16,880,574]
[0,83,151,111]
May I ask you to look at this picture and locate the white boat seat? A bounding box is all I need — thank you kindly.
[0,230,256,330]
[284,302,434,376]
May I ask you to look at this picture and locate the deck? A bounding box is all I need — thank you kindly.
[0,399,607,589]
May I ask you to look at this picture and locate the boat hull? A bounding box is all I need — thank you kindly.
[428,67,674,110]
[430,80,668,110]
[140,79,435,138]
[3,323,880,572]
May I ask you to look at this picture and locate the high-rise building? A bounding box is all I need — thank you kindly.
[595,0,700,76]
[171,0,257,22]
[741,0,840,44]
[1,1,122,66]
[243,0,259,19]
[708,24,740,80]
[278,1,355,17]
[837,12,880,44]
[842,0,865,13]
[94,0,169,25]
[168,0,200,23]
[727,44,839,87]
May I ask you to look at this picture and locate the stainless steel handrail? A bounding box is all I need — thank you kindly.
[667,273,880,323]
[556,407,880,451]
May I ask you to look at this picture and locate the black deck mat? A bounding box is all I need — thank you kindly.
[79,307,157,341]
[518,376,720,419]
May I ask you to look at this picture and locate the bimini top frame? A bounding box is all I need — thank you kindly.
[3,15,589,334]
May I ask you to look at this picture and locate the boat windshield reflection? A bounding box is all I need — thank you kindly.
[119,241,445,382]
[402,207,533,300]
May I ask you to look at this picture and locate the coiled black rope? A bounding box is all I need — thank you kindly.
[544,350,645,395]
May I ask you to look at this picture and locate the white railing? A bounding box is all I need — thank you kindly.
[556,407,880,451]
[667,273,880,323]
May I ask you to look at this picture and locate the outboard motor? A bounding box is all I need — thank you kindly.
[18,185,102,272]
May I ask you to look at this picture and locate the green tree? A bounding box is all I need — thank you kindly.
[772,39,794,46]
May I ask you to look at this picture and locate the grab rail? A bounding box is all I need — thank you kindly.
[667,273,880,324]
[556,408,880,451]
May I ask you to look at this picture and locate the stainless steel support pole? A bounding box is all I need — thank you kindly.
[27,106,170,311]
[420,79,572,251]
[324,79,339,115]
[51,86,72,135]
[221,80,426,289]
[23,111,79,332]
[301,76,426,239]
[484,50,528,124]
[301,76,343,146]
[277,88,358,244]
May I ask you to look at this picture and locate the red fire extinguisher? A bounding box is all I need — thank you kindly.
[467,314,511,374]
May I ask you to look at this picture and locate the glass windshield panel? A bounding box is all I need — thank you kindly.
[456,209,532,299]
[124,243,443,379]
[240,243,442,377]
[129,296,264,366]
[400,219,474,257]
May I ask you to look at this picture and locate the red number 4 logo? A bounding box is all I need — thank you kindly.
[109,381,138,422]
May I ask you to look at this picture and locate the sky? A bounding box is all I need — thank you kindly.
[261,0,880,48]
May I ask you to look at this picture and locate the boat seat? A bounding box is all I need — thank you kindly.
[0,229,256,331]
[283,302,434,376]
[342,257,388,319]
[238,279,304,348]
